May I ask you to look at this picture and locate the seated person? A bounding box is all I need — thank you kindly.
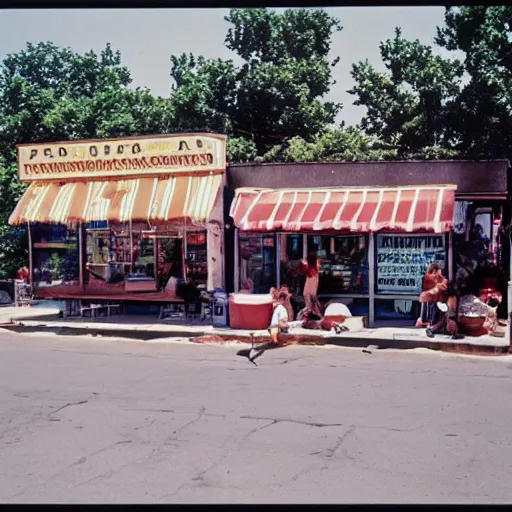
[270,285,293,322]
[269,291,290,343]
[426,284,463,340]
[416,263,448,327]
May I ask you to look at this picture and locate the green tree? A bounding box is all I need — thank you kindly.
[435,6,512,158]
[349,28,464,158]
[0,42,175,278]
[170,8,343,154]
[256,126,397,163]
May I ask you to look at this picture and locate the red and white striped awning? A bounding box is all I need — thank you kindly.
[9,173,222,226]
[230,185,457,234]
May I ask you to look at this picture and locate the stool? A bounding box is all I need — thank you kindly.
[159,302,185,322]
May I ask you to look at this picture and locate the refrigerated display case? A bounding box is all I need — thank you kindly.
[185,231,207,289]
[239,233,276,293]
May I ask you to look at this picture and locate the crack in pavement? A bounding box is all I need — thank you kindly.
[311,425,356,459]
[243,420,278,440]
[240,415,344,429]
[168,406,206,441]
[120,407,227,420]
[134,419,156,431]
[159,434,238,501]
[47,400,89,421]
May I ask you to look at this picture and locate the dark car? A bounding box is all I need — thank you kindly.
[0,280,15,305]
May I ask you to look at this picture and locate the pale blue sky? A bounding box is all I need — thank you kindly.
[0,7,460,127]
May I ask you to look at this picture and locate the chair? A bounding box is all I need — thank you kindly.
[14,280,33,307]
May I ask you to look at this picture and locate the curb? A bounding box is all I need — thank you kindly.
[1,323,207,341]
[191,332,511,356]
[2,322,510,356]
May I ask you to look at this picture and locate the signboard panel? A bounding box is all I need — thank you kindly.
[17,133,227,182]
[376,234,446,294]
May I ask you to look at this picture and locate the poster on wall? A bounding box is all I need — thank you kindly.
[376,235,446,294]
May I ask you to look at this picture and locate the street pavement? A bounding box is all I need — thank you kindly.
[1,330,512,504]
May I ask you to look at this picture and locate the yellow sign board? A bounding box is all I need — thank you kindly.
[17,133,227,182]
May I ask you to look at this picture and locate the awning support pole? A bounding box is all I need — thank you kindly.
[27,221,33,285]
[368,232,376,328]
[276,233,281,289]
[447,231,453,281]
[234,228,240,292]
[129,220,134,275]
[183,220,188,281]
[508,234,512,352]
[78,222,84,288]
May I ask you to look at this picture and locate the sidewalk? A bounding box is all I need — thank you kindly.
[1,307,510,356]
[0,305,61,325]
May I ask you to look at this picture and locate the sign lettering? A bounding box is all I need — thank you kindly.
[17,134,227,182]
[376,234,446,294]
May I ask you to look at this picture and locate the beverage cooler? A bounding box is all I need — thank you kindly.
[240,234,276,294]
[185,231,208,289]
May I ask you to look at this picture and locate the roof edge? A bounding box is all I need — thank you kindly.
[228,159,510,168]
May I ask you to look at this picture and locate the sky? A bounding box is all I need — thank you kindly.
[0,7,460,127]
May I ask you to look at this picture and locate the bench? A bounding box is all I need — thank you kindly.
[80,303,121,321]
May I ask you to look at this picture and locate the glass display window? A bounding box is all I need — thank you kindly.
[31,224,79,286]
[306,234,369,294]
[239,232,276,293]
[132,231,156,278]
[280,234,305,295]
[376,234,446,295]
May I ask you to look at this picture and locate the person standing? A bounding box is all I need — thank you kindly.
[301,251,322,318]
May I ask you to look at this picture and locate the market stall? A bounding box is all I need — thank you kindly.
[8,133,227,310]
[229,184,457,327]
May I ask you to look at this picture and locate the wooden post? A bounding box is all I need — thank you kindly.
[234,227,240,292]
[368,232,376,328]
[27,222,33,285]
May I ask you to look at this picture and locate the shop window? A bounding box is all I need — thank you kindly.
[307,234,369,294]
[31,223,79,287]
[132,232,156,278]
[85,224,132,281]
[239,233,276,293]
[376,234,446,295]
[280,234,304,295]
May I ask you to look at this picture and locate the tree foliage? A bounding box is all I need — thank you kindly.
[435,6,512,158]
[170,8,343,154]
[350,6,512,159]
[0,42,174,278]
[349,28,464,158]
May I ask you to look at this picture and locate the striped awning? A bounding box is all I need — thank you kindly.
[230,185,457,234]
[9,173,222,226]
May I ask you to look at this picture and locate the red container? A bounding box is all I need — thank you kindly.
[229,293,273,330]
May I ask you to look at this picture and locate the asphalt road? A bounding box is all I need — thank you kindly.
[1,330,512,504]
